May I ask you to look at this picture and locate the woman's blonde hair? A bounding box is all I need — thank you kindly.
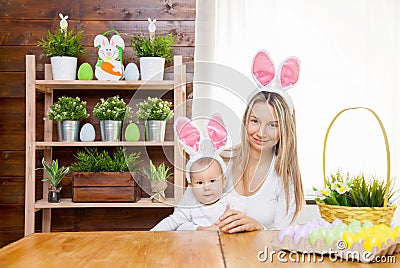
[231,91,304,222]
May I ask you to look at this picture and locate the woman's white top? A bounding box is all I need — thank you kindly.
[225,155,296,230]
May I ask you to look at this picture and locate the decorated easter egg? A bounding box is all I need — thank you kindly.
[80,123,95,142]
[125,123,140,141]
[362,221,374,229]
[278,226,295,242]
[293,226,309,244]
[124,63,140,80]
[332,219,343,226]
[395,225,400,235]
[342,231,356,249]
[364,236,381,251]
[309,229,324,246]
[324,229,340,247]
[78,62,94,80]
[318,218,331,228]
[348,220,361,230]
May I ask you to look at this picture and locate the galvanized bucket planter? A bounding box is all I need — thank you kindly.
[100,120,122,141]
[57,120,80,142]
[145,120,166,141]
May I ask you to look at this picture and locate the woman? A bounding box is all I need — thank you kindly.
[216,50,305,233]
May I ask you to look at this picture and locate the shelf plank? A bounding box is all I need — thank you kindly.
[35,198,175,208]
[35,80,175,93]
[35,141,174,149]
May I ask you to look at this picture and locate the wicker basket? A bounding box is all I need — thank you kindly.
[317,107,396,225]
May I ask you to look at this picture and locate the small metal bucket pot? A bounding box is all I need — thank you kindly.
[100,120,122,141]
[145,120,166,141]
[57,121,79,142]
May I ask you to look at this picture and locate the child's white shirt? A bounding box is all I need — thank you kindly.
[150,192,244,231]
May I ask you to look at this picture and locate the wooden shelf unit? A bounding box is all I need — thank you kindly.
[25,55,186,236]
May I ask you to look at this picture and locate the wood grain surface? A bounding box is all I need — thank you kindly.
[0,231,224,268]
[1,231,399,267]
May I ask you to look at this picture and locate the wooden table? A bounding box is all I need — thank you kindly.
[0,231,398,267]
[220,231,400,267]
[0,231,224,268]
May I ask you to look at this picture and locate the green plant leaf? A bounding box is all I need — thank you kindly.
[141,160,173,181]
[37,28,87,57]
[70,147,141,172]
[130,31,176,61]
[40,158,70,188]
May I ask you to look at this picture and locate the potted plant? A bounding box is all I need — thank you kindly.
[93,95,132,141]
[37,14,86,80]
[70,147,142,202]
[136,96,174,141]
[313,171,398,225]
[130,19,176,80]
[40,158,70,203]
[142,160,173,202]
[47,96,90,142]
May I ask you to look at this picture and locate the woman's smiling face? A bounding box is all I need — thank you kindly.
[246,101,280,152]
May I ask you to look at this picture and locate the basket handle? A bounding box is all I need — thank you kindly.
[322,107,391,207]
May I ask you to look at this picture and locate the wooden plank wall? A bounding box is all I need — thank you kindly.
[0,0,195,247]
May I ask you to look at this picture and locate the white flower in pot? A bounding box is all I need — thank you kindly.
[136,97,174,141]
[93,95,132,142]
[47,96,90,142]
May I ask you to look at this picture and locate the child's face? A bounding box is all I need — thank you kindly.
[190,160,226,205]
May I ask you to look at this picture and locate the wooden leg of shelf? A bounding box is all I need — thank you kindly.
[42,208,51,233]
[25,55,36,236]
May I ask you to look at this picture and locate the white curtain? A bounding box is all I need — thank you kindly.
[194,0,400,225]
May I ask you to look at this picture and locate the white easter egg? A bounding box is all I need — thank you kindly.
[80,123,95,142]
[124,63,140,81]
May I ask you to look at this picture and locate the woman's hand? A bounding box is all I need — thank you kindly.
[216,208,264,233]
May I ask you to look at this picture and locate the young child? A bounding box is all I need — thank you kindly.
[151,114,244,231]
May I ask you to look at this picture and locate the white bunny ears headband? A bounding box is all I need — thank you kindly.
[251,50,301,114]
[174,114,228,183]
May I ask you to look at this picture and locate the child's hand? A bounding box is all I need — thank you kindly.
[197,225,220,231]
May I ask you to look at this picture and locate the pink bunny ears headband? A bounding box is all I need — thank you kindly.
[251,50,301,114]
[174,114,228,183]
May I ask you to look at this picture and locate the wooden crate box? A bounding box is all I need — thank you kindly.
[72,172,141,202]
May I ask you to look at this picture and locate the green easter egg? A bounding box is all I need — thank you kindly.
[362,221,374,229]
[78,62,94,80]
[324,230,338,247]
[125,123,140,141]
[309,229,323,246]
[348,220,362,233]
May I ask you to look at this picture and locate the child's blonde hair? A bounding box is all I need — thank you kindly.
[190,157,223,176]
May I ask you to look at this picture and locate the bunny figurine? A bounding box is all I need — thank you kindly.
[148,18,156,42]
[59,13,68,32]
[174,114,229,183]
[94,33,125,81]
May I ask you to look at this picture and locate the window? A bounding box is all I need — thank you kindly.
[194,0,400,201]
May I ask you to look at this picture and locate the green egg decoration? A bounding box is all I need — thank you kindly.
[78,62,94,80]
[125,123,140,141]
